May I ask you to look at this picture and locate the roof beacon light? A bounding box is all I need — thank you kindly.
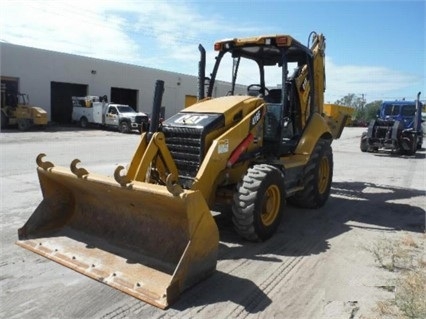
[276,36,289,46]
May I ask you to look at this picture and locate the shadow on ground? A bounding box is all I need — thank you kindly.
[172,181,424,312]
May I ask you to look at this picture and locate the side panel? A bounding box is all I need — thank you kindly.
[71,107,95,123]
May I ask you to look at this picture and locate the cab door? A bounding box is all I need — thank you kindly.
[105,106,119,126]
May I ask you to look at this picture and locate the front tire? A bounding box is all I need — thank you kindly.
[360,132,368,152]
[17,119,31,131]
[402,134,417,155]
[119,121,130,133]
[288,139,333,208]
[232,164,285,241]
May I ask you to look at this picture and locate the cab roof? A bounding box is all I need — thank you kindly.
[214,34,312,65]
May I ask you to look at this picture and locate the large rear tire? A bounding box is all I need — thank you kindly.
[232,164,285,241]
[288,139,333,208]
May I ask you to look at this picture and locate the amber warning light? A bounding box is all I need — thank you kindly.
[276,36,289,46]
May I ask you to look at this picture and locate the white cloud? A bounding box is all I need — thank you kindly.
[325,57,422,102]
[0,1,142,64]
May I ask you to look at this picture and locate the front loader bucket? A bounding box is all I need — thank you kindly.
[17,158,219,309]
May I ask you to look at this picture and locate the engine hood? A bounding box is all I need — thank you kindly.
[120,112,148,117]
[180,95,263,127]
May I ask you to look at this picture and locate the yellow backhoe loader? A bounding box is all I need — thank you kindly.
[17,32,347,309]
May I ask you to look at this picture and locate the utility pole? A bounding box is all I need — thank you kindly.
[361,93,366,109]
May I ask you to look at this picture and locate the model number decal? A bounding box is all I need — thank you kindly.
[174,114,209,125]
[251,109,262,127]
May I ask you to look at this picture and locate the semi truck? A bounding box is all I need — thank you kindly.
[72,95,149,133]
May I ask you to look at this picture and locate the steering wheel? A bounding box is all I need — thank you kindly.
[247,84,270,96]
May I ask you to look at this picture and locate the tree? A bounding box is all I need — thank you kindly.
[334,93,382,125]
[364,100,382,121]
[334,93,365,109]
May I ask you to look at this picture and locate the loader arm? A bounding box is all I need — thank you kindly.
[192,104,265,205]
[127,132,179,185]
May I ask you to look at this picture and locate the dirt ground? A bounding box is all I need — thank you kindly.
[0,127,424,319]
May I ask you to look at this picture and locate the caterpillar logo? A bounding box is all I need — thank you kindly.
[174,114,209,125]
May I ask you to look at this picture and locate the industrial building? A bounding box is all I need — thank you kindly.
[0,42,239,123]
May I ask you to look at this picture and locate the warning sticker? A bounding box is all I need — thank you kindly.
[218,139,229,154]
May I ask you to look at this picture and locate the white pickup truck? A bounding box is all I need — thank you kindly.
[71,96,149,133]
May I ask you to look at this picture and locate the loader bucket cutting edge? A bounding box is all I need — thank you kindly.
[16,166,219,309]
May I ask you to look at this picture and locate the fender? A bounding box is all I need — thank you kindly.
[295,113,333,156]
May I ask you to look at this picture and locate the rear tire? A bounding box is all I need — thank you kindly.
[288,139,333,208]
[79,116,88,128]
[232,164,285,241]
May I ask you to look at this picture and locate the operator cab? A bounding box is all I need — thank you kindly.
[200,34,318,156]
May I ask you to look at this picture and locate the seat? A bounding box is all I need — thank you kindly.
[265,89,281,103]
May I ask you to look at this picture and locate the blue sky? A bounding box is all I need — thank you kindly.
[1,0,424,103]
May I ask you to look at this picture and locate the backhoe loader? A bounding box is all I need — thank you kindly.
[17,32,347,309]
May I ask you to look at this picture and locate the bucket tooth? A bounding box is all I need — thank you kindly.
[70,159,89,178]
[114,165,132,186]
[36,153,54,170]
[166,174,183,196]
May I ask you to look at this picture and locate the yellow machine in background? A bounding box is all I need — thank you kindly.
[17,32,347,308]
[324,103,354,127]
[1,84,48,130]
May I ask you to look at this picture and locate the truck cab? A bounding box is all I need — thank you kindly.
[104,104,149,133]
[361,94,423,154]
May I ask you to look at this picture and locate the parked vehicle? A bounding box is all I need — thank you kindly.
[360,93,423,155]
[71,95,149,133]
[1,84,48,131]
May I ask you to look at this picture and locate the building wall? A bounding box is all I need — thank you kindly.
[0,43,243,121]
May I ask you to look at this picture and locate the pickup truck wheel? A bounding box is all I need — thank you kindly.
[79,117,88,128]
[119,121,130,133]
[288,139,333,208]
[232,164,285,241]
